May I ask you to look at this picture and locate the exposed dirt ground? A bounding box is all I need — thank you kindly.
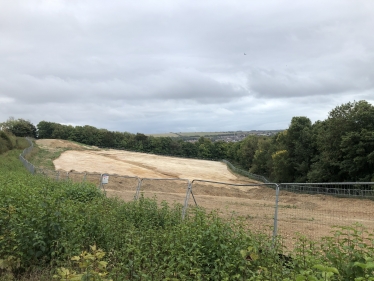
[37,139,97,151]
[36,139,374,249]
[53,149,254,183]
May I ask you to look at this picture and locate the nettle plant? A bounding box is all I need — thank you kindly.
[284,224,374,281]
[54,245,111,281]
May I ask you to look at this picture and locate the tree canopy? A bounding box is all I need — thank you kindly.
[0,117,37,138]
[3,100,373,183]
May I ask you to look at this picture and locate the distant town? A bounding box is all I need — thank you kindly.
[149,130,284,142]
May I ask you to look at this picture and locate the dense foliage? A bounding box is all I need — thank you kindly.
[0,131,29,154]
[249,100,374,183]
[0,118,37,138]
[32,100,374,183]
[1,148,374,280]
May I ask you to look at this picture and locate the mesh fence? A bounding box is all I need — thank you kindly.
[187,180,278,237]
[276,183,374,248]
[136,178,189,207]
[18,138,374,249]
[58,170,70,181]
[102,174,140,202]
[281,182,374,198]
[19,138,35,174]
[68,171,86,182]
[222,160,270,183]
[43,169,60,180]
[84,172,101,185]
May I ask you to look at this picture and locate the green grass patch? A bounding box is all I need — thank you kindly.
[25,143,69,170]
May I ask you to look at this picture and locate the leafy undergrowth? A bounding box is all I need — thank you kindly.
[1,150,374,280]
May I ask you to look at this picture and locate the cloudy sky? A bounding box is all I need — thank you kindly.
[1,0,373,133]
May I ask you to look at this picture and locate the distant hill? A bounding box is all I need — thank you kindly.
[148,130,284,142]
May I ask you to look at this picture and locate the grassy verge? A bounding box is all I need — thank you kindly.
[25,139,99,170]
[25,142,69,170]
[1,149,374,280]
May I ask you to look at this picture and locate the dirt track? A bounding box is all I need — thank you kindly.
[37,139,374,248]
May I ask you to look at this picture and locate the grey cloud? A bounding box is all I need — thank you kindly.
[1,0,374,133]
[148,69,248,102]
[247,43,374,98]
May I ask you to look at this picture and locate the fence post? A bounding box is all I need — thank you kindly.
[182,180,192,220]
[272,183,280,246]
[134,178,143,200]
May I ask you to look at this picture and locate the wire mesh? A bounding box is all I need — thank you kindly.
[188,180,278,237]
[281,182,374,198]
[277,183,374,249]
[19,138,35,174]
[136,178,189,207]
[102,174,139,202]
[222,160,270,183]
[84,172,102,186]
[57,170,69,181]
[34,167,44,175]
[36,169,57,180]
[68,171,86,182]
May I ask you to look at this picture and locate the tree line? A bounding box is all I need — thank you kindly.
[1,100,373,183]
[248,100,374,183]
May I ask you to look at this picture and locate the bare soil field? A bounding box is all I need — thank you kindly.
[36,139,374,249]
[37,139,98,151]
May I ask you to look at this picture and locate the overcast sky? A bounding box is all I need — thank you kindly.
[1,0,373,134]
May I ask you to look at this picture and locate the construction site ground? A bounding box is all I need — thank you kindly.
[36,139,374,248]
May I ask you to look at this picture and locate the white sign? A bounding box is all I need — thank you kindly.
[102,174,109,184]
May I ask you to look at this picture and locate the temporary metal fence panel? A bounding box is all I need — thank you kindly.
[280,182,374,198]
[84,172,102,186]
[136,178,190,208]
[276,183,374,248]
[100,174,140,202]
[188,180,279,237]
[57,170,69,181]
[68,171,87,182]
[39,169,59,180]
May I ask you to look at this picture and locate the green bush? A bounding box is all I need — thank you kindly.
[0,132,29,154]
[0,131,14,154]
[1,149,374,280]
